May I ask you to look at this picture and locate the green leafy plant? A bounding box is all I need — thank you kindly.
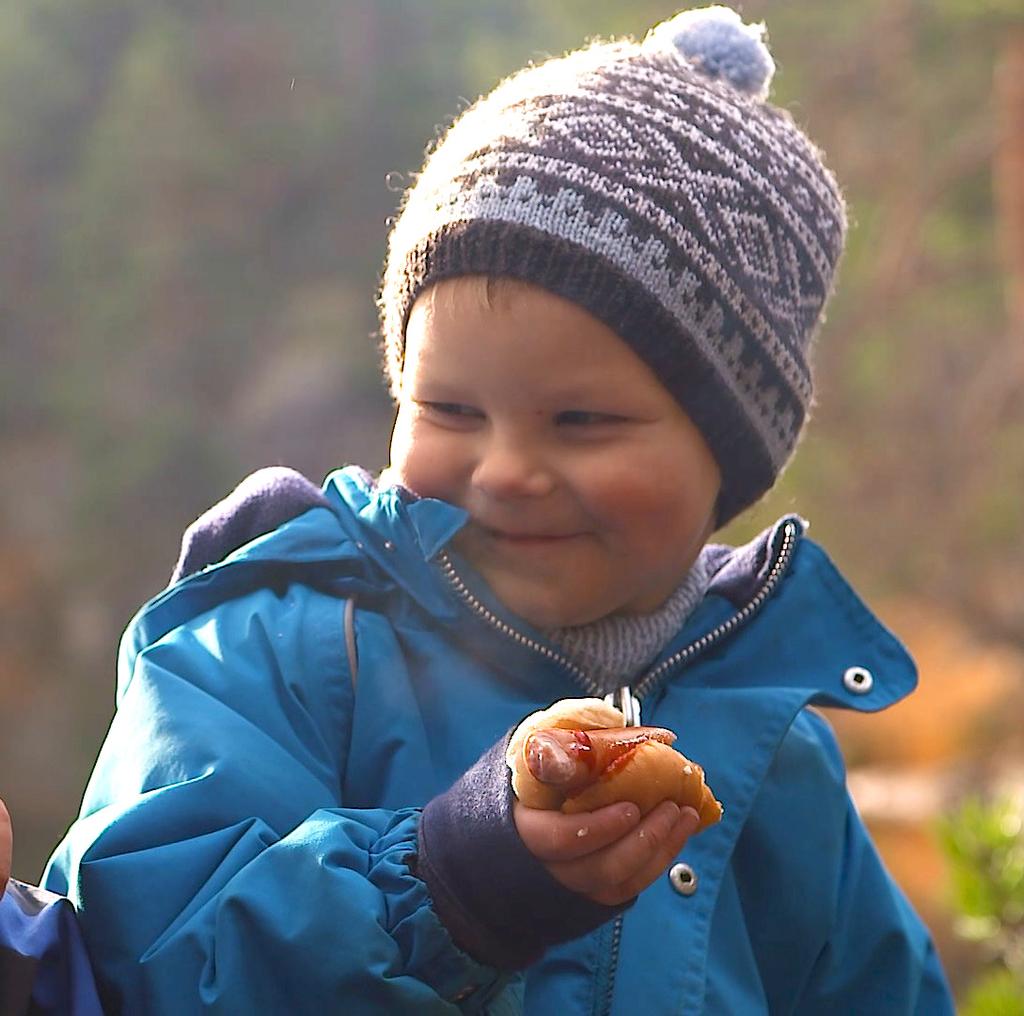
[938,794,1024,1015]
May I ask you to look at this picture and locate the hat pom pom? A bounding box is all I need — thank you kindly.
[644,6,776,100]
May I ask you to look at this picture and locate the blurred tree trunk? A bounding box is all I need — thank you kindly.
[995,27,1024,338]
[956,24,1024,647]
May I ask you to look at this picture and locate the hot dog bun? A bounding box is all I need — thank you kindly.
[561,740,722,829]
[507,699,722,830]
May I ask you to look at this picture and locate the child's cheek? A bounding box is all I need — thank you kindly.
[580,458,711,567]
[603,478,677,535]
[389,419,460,503]
[577,452,681,529]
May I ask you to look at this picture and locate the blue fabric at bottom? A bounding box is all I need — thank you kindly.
[0,880,103,1016]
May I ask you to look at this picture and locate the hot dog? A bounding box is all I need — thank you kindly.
[507,698,722,831]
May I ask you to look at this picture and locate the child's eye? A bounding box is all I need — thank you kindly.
[555,410,625,426]
[418,401,483,419]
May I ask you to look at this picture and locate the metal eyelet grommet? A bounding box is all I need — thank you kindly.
[843,666,874,694]
[669,862,698,896]
[382,540,395,552]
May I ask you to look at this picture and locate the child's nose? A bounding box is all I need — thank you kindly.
[472,438,555,500]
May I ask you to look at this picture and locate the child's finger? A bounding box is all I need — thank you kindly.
[546,800,679,891]
[547,802,698,901]
[0,797,12,897]
[513,799,641,862]
[588,807,701,906]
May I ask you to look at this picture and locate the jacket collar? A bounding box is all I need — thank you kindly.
[672,521,917,714]
[138,466,915,715]
[703,515,799,606]
[323,470,915,715]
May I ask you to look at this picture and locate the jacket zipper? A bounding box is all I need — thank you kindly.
[633,518,801,698]
[435,555,602,694]
[437,519,801,1014]
[436,519,800,705]
[597,519,800,1016]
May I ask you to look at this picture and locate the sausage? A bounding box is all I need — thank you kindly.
[506,697,722,828]
[524,726,677,796]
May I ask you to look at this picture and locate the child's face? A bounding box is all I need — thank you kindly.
[388,277,721,629]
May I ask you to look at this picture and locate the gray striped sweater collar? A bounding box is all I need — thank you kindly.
[545,554,713,695]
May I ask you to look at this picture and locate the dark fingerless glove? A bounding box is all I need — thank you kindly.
[415,732,633,970]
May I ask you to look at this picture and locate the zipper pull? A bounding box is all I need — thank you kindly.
[605,686,641,727]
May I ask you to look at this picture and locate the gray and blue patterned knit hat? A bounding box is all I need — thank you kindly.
[378,5,847,525]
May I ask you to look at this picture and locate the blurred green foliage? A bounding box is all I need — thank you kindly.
[939,795,1024,1013]
[962,970,1024,1016]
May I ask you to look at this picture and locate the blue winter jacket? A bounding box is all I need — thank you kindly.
[45,466,953,1014]
[0,880,103,1015]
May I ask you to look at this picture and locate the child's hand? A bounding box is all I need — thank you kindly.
[0,797,11,898]
[513,798,700,907]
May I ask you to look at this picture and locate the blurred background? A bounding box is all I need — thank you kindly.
[2,0,1022,1005]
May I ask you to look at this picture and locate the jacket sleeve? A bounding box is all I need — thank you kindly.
[43,585,505,1016]
[0,880,104,1016]
[417,738,631,970]
[793,711,955,1015]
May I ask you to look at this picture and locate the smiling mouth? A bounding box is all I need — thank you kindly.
[483,526,579,544]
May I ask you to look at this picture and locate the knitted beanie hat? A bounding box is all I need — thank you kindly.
[378,6,847,525]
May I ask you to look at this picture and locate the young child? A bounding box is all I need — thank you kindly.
[0,798,103,1015]
[45,7,955,1013]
